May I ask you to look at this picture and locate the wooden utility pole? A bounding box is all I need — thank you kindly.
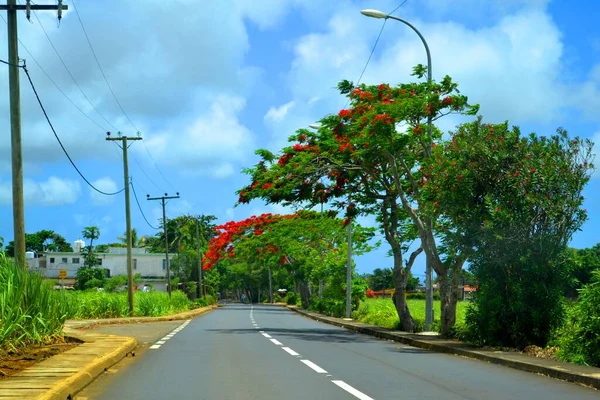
[147,193,179,297]
[1,0,67,265]
[106,132,141,316]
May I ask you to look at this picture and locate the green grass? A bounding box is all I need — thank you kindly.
[61,290,192,319]
[0,252,194,351]
[352,297,469,332]
[1,254,69,351]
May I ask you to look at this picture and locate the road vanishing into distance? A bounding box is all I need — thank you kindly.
[81,304,598,400]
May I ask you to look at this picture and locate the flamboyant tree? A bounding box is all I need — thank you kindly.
[238,65,478,333]
[203,211,374,309]
[424,119,594,347]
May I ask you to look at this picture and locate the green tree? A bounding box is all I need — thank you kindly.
[5,230,73,256]
[237,66,477,333]
[425,119,594,347]
[81,226,101,268]
[370,268,393,291]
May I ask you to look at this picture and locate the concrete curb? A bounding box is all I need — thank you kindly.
[37,334,137,400]
[286,305,600,390]
[65,304,218,330]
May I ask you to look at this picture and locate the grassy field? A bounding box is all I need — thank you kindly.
[60,290,192,320]
[352,297,469,332]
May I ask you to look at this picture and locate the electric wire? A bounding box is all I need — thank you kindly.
[21,64,125,196]
[131,179,159,230]
[71,0,176,192]
[30,7,118,131]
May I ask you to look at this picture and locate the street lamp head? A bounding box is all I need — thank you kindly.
[360,9,389,19]
[308,123,321,130]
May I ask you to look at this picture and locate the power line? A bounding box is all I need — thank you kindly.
[130,178,159,230]
[389,0,409,16]
[30,7,118,131]
[0,12,109,133]
[21,64,125,196]
[71,0,176,192]
[342,0,409,110]
[71,0,136,132]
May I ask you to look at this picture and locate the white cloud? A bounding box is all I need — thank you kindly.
[90,177,119,206]
[265,101,295,123]
[0,176,81,206]
[143,96,254,178]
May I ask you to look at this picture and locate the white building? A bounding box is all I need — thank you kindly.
[27,246,177,280]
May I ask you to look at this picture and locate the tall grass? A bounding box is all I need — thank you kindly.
[0,254,69,351]
[352,298,469,332]
[62,290,192,319]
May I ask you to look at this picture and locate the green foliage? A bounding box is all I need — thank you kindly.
[286,291,298,305]
[426,119,594,348]
[62,290,191,319]
[369,268,393,291]
[195,295,217,308]
[75,267,106,290]
[4,230,73,257]
[406,292,426,300]
[104,275,128,293]
[352,298,468,333]
[556,270,600,366]
[0,254,69,351]
[83,278,104,290]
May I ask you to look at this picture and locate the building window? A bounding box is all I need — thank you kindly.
[62,257,68,263]
[162,259,166,270]
[97,258,102,266]
[49,257,55,263]
[133,259,137,270]
[72,258,80,264]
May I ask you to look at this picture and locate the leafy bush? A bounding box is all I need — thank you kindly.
[84,278,104,290]
[406,292,426,300]
[556,270,600,366]
[104,275,127,293]
[75,267,106,290]
[464,251,568,348]
[194,295,216,307]
[0,255,69,350]
[286,292,298,305]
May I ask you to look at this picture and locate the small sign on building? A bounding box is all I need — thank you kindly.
[58,269,67,279]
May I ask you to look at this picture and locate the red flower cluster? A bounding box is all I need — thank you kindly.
[278,153,293,165]
[372,113,393,125]
[339,109,352,119]
[202,213,298,271]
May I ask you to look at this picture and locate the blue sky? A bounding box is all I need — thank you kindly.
[0,0,598,282]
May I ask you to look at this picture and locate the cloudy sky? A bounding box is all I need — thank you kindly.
[0,0,598,280]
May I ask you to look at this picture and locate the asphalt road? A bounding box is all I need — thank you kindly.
[88,304,598,399]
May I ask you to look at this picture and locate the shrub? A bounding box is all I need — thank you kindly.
[286,292,298,305]
[406,292,426,300]
[75,267,106,290]
[0,254,69,350]
[556,270,600,366]
[104,275,127,293]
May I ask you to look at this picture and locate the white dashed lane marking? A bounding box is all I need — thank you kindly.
[150,320,190,350]
[300,359,328,374]
[332,380,375,400]
[251,305,375,399]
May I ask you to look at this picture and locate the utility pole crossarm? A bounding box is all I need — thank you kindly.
[0,5,69,10]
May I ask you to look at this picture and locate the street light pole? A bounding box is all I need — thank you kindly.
[361,9,434,329]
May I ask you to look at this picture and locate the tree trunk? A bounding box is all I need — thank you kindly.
[393,275,414,332]
[438,259,464,337]
[298,279,310,309]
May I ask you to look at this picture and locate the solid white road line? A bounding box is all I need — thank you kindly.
[282,347,299,356]
[149,344,161,350]
[331,381,374,400]
[261,333,272,338]
[300,360,328,374]
[270,339,283,346]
